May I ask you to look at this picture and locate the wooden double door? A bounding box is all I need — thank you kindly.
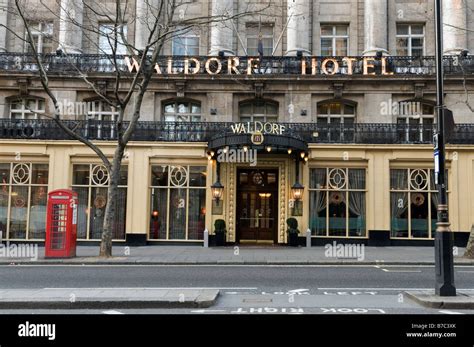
[236,169,278,243]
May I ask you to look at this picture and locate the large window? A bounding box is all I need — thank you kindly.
[391,169,443,239]
[25,22,53,54]
[0,163,49,240]
[99,23,128,55]
[163,100,201,122]
[397,101,434,143]
[321,24,348,56]
[396,24,425,57]
[309,168,366,237]
[172,29,200,56]
[9,97,45,120]
[72,164,127,240]
[86,100,119,138]
[239,100,278,122]
[246,24,273,56]
[317,101,356,142]
[149,165,206,240]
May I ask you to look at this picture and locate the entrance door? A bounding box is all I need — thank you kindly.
[236,169,278,243]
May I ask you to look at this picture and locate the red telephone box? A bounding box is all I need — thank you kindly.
[45,189,78,258]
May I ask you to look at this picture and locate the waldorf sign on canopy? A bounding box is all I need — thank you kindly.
[125,56,395,76]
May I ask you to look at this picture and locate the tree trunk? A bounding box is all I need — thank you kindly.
[464,224,474,258]
[99,147,125,257]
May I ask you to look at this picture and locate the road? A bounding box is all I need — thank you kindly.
[0,264,473,315]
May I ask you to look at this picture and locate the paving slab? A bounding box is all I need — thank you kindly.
[405,290,474,309]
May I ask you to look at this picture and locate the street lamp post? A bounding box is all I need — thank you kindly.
[434,0,456,296]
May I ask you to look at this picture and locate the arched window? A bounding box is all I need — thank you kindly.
[239,100,278,122]
[317,100,356,125]
[163,100,201,122]
[396,100,434,143]
[9,97,45,119]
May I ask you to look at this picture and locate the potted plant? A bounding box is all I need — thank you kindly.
[214,219,227,246]
[286,217,300,247]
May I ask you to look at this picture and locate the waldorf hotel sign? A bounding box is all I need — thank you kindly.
[125,56,395,76]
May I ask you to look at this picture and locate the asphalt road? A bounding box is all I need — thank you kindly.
[1,264,474,315]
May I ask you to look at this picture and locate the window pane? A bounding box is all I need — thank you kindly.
[32,164,48,184]
[391,192,408,237]
[328,192,346,236]
[189,166,206,187]
[410,192,429,238]
[335,38,347,56]
[329,103,342,115]
[29,186,48,239]
[73,165,90,185]
[240,103,252,115]
[349,169,365,189]
[310,168,327,189]
[317,117,328,125]
[119,167,128,186]
[0,163,10,184]
[169,188,186,239]
[9,186,29,239]
[149,188,167,239]
[318,103,329,115]
[310,190,327,236]
[0,185,8,237]
[411,48,423,57]
[73,187,88,239]
[411,25,424,35]
[266,103,278,115]
[396,38,409,55]
[187,189,206,240]
[113,188,127,239]
[321,38,333,56]
[343,104,355,115]
[177,103,189,114]
[397,24,409,35]
[89,187,108,239]
[164,103,175,113]
[336,25,348,35]
[191,104,201,114]
[390,169,408,190]
[321,25,333,36]
[348,192,366,236]
[151,165,168,186]
[422,104,434,114]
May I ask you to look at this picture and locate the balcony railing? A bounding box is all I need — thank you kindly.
[1,119,473,145]
[1,53,474,76]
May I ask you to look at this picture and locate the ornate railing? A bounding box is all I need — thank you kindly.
[1,119,473,145]
[1,53,474,76]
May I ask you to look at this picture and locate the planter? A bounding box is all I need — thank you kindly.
[215,232,226,246]
[288,232,299,247]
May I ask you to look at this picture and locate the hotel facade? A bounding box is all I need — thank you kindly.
[0,0,474,246]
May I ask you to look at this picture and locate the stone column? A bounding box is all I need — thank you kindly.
[209,0,234,56]
[0,3,7,52]
[286,0,311,56]
[443,0,467,55]
[58,0,83,54]
[363,0,388,56]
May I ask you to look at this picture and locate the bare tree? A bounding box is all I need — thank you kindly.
[5,0,273,257]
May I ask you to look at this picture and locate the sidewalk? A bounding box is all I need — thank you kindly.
[1,245,473,265]
[0,288,219,309]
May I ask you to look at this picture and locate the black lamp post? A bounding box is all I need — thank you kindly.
[211,160,224,205]
[434,0,456,296]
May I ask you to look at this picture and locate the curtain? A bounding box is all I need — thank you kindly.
[310,169,327,235]
[390,170,409,236]
[348,169,365,216]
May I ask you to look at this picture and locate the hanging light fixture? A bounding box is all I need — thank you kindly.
[266,146,272,152]
[243,146,248,152]
[211,181,224,202]
[291,182,304,201]
[287,148,292,155]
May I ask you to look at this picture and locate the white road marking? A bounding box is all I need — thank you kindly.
[379,268,422,273]
[102,310,124,315]
[4,264,471,268]
[457,271,474,273]
[439,310,464,315]
[318,287,474,291]
[191,309,227,313]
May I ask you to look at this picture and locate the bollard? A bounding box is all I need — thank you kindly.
[203,228,209,248]
[306,229,311,248]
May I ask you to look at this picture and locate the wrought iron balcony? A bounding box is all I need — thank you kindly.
[1,53,474,76]
[1,119,473,145]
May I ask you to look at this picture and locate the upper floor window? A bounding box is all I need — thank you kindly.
[99,23,128,55]
[172,29,200,56]
[9,97,45,119]
[396,24,424,56]
[317,101,355,125]
[396,101,434,143]
[246,24,274,56]
[239,100,278,122]
[163,100,201,122]
[86,101,119,139]
[320,24,348,56]
[25,22,53,54]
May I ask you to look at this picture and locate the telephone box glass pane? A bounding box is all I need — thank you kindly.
[50,203,67,249]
